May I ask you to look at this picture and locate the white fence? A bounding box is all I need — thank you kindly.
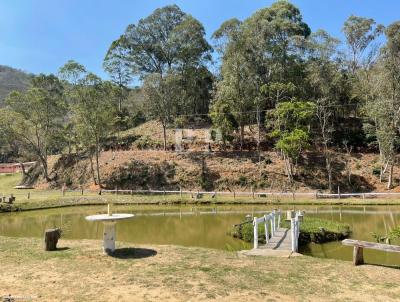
[101,189,400,200]
[289,211,304,252]
[253,209,304,252]
[253,209,281,249]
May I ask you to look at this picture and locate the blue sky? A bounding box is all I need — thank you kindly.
[1,0,399,79]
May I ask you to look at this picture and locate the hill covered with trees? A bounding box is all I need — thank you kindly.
[1,1,400,193]
[0,65,31,106]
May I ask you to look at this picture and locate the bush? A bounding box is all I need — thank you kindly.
[372,166,381,176]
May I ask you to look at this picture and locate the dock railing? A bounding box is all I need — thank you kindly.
[289,210,304,252]
[253,209,281,249]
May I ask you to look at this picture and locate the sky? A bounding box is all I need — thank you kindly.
[1,0,399,79]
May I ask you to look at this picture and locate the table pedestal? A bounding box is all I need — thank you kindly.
[103,221,116,254]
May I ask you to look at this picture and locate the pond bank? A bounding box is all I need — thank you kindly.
[3,192,400,213]
[0,236,399,301]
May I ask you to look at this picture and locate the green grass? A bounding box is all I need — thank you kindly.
[0,173,22,191]
[283,217,350,233]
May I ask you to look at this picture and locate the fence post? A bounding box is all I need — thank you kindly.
[233,191,236,200]
[27,192,30,200]
[272,209,277,233]
[277,210,281,229]
[290,211,296,252]
[270,215,274,237]
[253,217,258,249]
[338,186,341,199]
[264,215,269,244]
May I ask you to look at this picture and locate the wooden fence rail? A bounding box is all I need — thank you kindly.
[100,189,400,200]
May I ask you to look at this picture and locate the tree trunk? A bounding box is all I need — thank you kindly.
[19,162,26,177]
[41,157,50,182]
[324,151,332,192]
[387,163,394,190]
[89,154,97,185]
[239,125,244,152]
[162,122,167,151]
[95,146,102,188]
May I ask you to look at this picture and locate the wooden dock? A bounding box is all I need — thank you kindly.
[239,227,302,257]
[238,210,304,258]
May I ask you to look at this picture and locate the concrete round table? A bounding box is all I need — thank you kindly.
[85,204,134,254]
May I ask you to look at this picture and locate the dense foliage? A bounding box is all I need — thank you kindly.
[1,1,400,190]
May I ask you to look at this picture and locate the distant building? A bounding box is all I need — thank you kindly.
[0,162,36,174]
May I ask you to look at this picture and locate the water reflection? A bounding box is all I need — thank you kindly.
[1,205,400,265]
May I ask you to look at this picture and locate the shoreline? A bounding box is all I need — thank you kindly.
[2,192,400,213]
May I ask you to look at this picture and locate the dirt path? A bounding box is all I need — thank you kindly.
[0,236,400,301]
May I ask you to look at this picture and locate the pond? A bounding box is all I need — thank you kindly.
[1,204,400,266]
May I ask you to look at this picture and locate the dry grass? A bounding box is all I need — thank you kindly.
[0,236,400,301]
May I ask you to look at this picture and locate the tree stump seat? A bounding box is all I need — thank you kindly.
[44,228,62,251]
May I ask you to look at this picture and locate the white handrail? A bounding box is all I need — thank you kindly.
[290,211,304,252]
[253,210,281,249]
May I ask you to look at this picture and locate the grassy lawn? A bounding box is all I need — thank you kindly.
[0,236,399,301]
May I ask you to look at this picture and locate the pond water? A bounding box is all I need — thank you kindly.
[1,204,400,266]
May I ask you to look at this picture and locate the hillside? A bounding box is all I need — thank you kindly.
[34,121,398,193]
[0,65,31,105]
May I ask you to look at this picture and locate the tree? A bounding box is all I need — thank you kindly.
[5,82,66,181]
[116,5,212,149]
[342,15,384,74]
[362,22,400,189]
[103,36,132,111]
[212,1,311,151]
[142,73,178,150]
[210,99,238,149]
[271,100,315,183]
[306,30,344,191]
[59,61,115,187]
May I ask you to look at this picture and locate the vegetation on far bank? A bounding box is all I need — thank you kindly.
[1,1,400,195]
[3,173,400,213]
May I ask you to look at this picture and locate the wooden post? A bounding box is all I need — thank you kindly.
[44,228,61,251]
[233,191,236,200]
[353,246,364,266]
[338,186,341,199]
[315,191,318,199]
[27,192,30,199]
